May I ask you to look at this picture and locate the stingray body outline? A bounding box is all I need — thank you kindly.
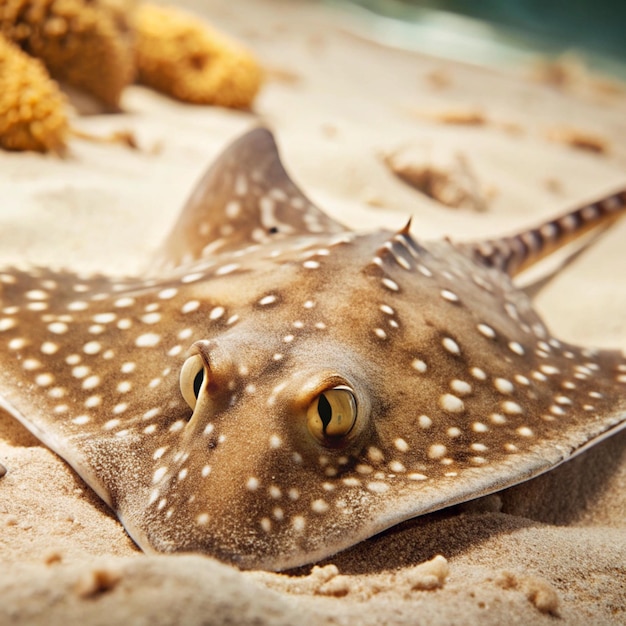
[1,128,625,570]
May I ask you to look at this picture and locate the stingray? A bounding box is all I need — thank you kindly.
[1,128,625,570]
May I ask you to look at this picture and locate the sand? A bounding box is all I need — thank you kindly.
[1,0,625,623]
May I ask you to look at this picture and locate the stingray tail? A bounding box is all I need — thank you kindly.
[459,188,626,277]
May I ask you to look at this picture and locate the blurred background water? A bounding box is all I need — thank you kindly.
[326,0,626,78]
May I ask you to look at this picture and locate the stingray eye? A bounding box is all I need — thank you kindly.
[307,387,357,443]
[180,354,206,410]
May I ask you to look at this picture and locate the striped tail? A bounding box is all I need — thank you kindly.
[459,188,626,277]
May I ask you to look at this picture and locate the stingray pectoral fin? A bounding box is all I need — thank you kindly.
[115,509,158,554]
[152,127,347,271]
[375,396,626,541]
[565,405,626,461]
[459,188,626,277]
[0,393,113,508]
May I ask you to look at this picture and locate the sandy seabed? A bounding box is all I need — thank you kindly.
[1,1,625,624]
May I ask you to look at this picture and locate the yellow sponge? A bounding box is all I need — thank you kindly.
[0,0,135,108]
[134,4,263,108]
[0,33,67,152]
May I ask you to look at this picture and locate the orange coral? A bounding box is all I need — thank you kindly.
[0,0,135,107]
[134,4,263,109]
[0,33,67,152]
